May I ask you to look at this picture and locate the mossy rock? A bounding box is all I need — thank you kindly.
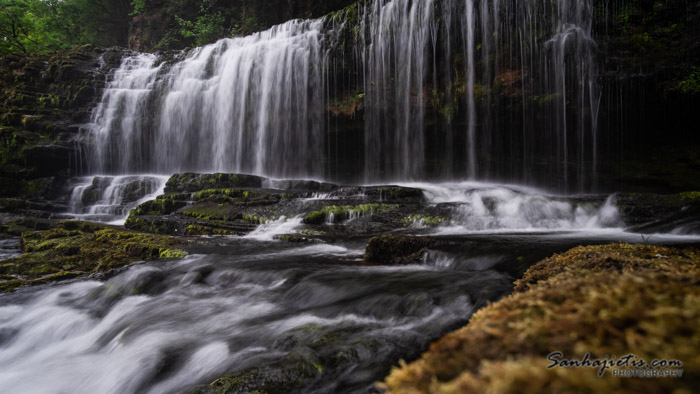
[402,215,446,227]
[182,202,242,221]
[131,194,189,216]
[383,243,700,393]
[185,225,239,236]
[303,203,397,225]
[0,217,56,236]
[164,173,265,193]
[124,215,187,236]
[191,188,282,206]
[0,220,187,292]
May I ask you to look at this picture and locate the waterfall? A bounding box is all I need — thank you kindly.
[64,175,169,224]
[360,0,434,181]
[88,20,328,178]
[86,0,600,190]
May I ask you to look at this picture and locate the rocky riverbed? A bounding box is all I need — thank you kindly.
[1,173,699,392]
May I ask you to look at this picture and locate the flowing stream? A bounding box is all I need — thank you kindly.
[2,222,699,394]
[0,239,512,394]
[5,179,700,393]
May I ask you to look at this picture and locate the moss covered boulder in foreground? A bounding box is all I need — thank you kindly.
[0,221,187,293]
[383,243,700,393]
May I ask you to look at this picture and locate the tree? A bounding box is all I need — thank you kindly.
[0,0,38,53]
[0,0,131,54]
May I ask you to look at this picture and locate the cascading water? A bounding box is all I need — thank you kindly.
[64,175,169,224]
[402,182,621,233]
[84,0,600,190]
[360,0,434,180]
[87,20,328,178]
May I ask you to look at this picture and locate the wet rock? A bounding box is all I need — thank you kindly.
[615,191,700,233]
[164,173,266,193]
[364,235,448,265]
[127,173,435,238]
[198,352,320,394]
[1,46,128,194]
[0,221,187,292]
[328,185,425,203]
[0,217,57,237]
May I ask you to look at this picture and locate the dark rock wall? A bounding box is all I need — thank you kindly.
[594,0,700,192]
[0,45,127,198]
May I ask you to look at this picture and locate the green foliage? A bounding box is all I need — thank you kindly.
[173,0,262,47]
[0,131,18,165]
[0,0,131,54]
[175,11,226,46]
[678,67,700,95]
[130,0,146,16]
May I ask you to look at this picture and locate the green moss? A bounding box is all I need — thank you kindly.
[131,194,188,216]
[37,94,61,107]
[678,191,700,201]
[124,216,182,235]
[192,188,259,201]
[677,67,700,94]
[383,244,700,393]
[164,173,264,193]
[0,221,186,292]
[182,202,238,221]
[303,203,396,225]
[402,215,446,227]
[158,249,187,259]
[185,225,238,236]
[242,213,261,224]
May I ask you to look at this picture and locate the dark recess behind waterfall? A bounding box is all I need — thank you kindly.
[322,0,700,191]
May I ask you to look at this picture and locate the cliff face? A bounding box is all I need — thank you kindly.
[0,46,127,198]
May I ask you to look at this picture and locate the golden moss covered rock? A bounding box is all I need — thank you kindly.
[382,243,700,393]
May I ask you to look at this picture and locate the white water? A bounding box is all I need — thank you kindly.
[65,175,169,225]
[0,247,501,393]
[403,182,622,233]
[243,216,304,241]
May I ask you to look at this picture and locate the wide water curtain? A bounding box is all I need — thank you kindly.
[88,0,598,189]
[359,0,598,187]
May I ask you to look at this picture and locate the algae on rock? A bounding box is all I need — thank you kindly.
[0,221,187,292]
